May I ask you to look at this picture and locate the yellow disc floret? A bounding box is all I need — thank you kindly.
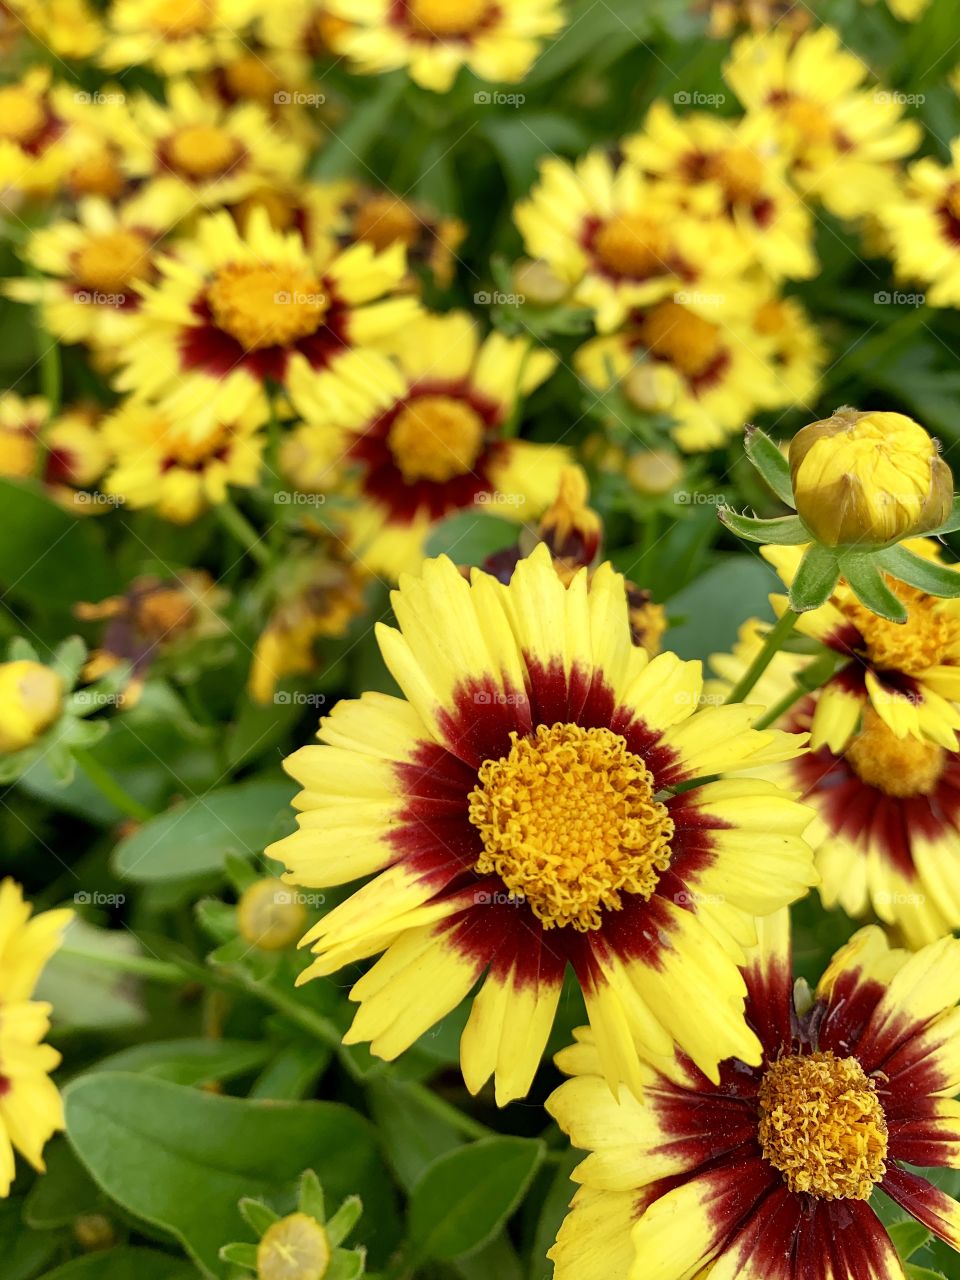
[844,582,958,677]
[637,300,723,378]
[167,124,241,179]
[845,705,945,796]
[408,0,491,37]
[257,1212,330,1280]
[593,215,668,280]
[468,723,674,931]
[706,146,765,202]
[237,879,307,951]
[758,1051,888,1200]
[387,395,486,484]
[73,230,150,292]
[207,263,327,351]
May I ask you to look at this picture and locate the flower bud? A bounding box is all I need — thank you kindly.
[538,466,602,567]
[511,258,568,305]
[258,1212,331,1280]
[236,878,307,951]
[788,408,953,549]
[0,661,63,753]
[627,449,685,496]
[623,362,680,415]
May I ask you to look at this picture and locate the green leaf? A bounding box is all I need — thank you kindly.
[788,546,841,613]
[408,1137,544,1263]
[424,512,520,563]
[366,1077,464,1192]
[37,1249,196,1280]
[64,1073,399,1277]
[311,74,406,180]
[218,1242,258,1267]
[0,478,116,607]
[36,919,146,1030]
[662,556,779,661]
[718,510,807,545]
[876,544,960,598]
[744,427,794,506]
[527,1150,579,1280]
[840,554,908,622]
[478,114,588,198]
[249,1041,331,1101]
[0,1197,60,1280]
[224,693,304,771]
[112,779,296,883]
[888,1218,933,1261]
[905,1268,947,1280]
[24,1139,101,1229]
[88,1039,272,1087]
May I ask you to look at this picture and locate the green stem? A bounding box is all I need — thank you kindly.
[57,941,182,984]
[72,747,154,823]
[724,610,798,705]
[216,497,270,567]
[752,684,809,731]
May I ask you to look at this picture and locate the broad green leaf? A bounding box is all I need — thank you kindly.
[888,1218,933,1261]
[65,1073,399,1277]
[112,779,296,883]
[409,1137,544,1262]
[743,427,794,505]
[311,74,406,179]
[88,1039,271,1087]
[37,1249,196,1280]
[367,1076,464,1191]
[454,1231,523,1280]
[224,693,304,771]
[479,114,588,197]
[249,1041,331,1101]
[789,546,841,613]
[36,919,146,1030]
[662,556,779,661]
[0,1197,60,1280]
[0,478,116,607]
[424,511,519,563]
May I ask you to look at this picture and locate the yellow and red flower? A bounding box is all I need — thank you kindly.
[268,547,815,1104]
[879,139,960,308]
[99,0,260,75]
[548,912,960,1280]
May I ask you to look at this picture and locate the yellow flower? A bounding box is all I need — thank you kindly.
[248,548,367,704]
[878,139,960,308]
[5,197,163,357]
[624,102,818,282]
[575,291,789,452]
[712,620,960,946]
[0,67,71,201]
[292,310,567,579]
[789,408,952,549]
[763,539,960,751]
[0,880,72,1002]
[268,547,815,1103]
[723,26,921,219]
[99,0,260,75]
[515,149,752,332]
[102,398,266,523]
[8,0,103,57]
[325,0,566,93]
[118,79,307,229]
[547,913,960,1280]
[114,207,420,438]
[0,662,64,753]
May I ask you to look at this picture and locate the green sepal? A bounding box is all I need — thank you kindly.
[788,546,840,612]
[298,1169,326,1224]
[719,509,807,545]
[923,494,960,536]
[238,1197,280,1235]
[326,1249,366,1280]
[840,553,908,623]
[876,544,960,598]
[218,1242,258,1268]
[744,426,794,506]
[326,1195,363,1247]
